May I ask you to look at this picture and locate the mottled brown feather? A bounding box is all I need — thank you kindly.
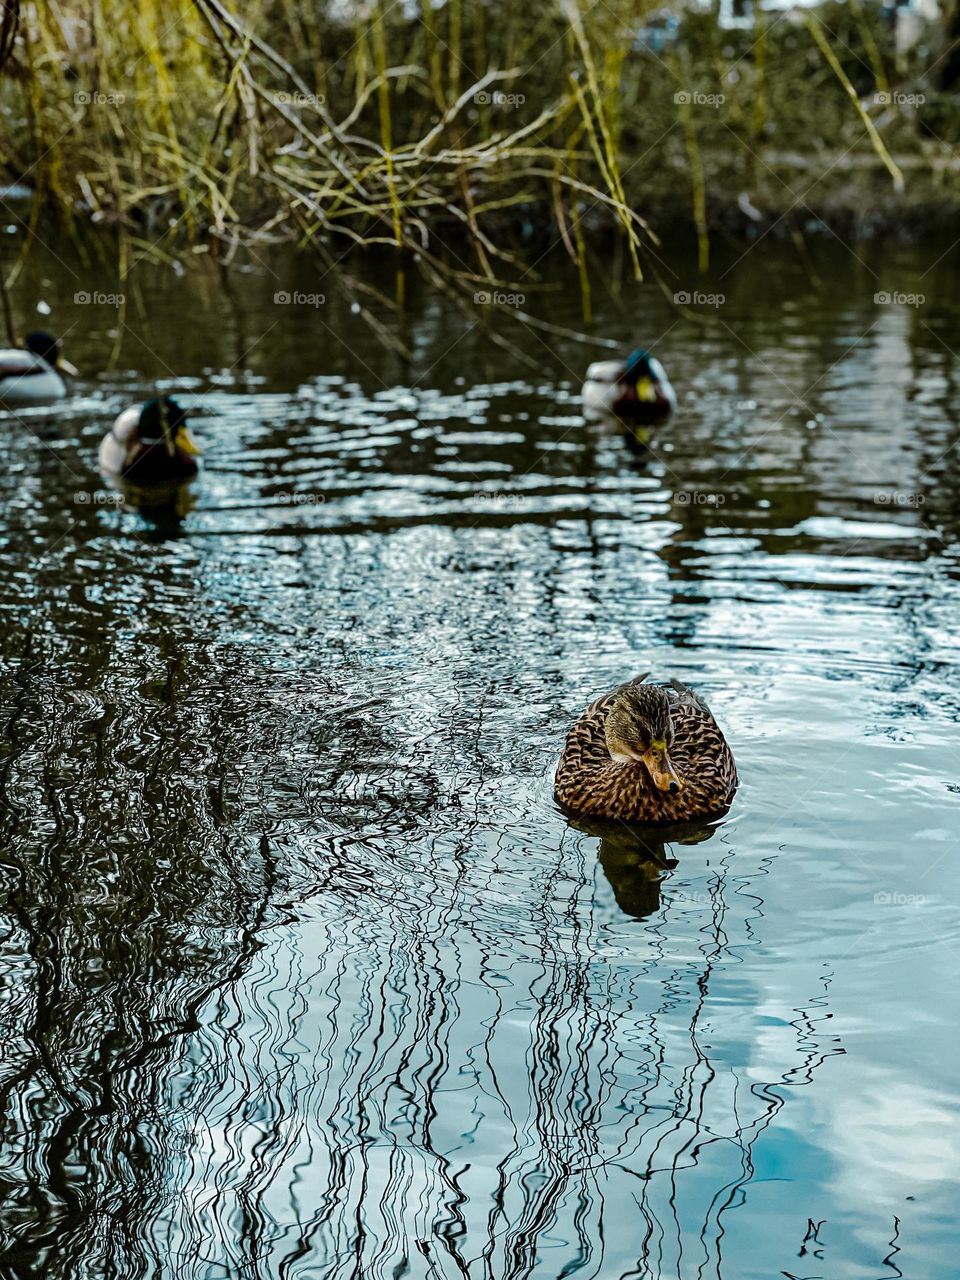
[554,675,737,824]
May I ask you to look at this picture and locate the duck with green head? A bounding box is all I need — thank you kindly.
[99,396,202,483]
[555,675,737,824]
[582,348,677,425]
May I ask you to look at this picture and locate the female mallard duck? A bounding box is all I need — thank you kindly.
[99,396,202,483]
[0,331,78,407]
[582,348,677,424]
[555,675,737,824]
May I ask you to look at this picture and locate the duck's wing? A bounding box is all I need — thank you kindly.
[666,680,737,797]
[110,406,141,444]
[0,350,46,378]
[648,355,678,410]
[664,677,714,718]
[618,671,651,693]
[584,359,625,384]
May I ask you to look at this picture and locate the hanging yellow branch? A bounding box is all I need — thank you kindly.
[806,15,903,192]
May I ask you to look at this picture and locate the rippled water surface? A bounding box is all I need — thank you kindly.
[1,236,959,1279]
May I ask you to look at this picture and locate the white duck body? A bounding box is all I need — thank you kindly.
[0,350,67,407]
[98,405,139,474]
[582,359,625,417]
[582,354,677,420]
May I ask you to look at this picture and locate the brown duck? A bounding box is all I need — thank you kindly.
[555,675,737,824]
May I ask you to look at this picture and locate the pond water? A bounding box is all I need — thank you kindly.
[1,231,958,1280]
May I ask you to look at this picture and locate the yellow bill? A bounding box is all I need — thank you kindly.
[634,375,656,403]
[176,427,203,457]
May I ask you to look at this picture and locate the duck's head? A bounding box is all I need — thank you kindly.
[138,396,201,458]
[623,348,656,386]
[605,683,683,795]
[25,330,78,375]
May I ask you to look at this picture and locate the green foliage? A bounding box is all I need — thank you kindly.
[0,0,955,293]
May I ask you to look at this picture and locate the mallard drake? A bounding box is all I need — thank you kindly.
[0,331,78,407]
[582,348,677,424]
[99,396,202,483]
[555,675,737,824]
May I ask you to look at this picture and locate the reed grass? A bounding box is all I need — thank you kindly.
[0,0,17,71]
[0,0,953,338]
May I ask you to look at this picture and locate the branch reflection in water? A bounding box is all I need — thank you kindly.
[1,230,957,1278]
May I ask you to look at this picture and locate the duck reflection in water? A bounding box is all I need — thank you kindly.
[102,474,198,536]
[569,815,722,920]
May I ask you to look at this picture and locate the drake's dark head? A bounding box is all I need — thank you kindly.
[605,683,683,794]
[623,348,655,385]
[25,331,60,367]
[138,396,188,441]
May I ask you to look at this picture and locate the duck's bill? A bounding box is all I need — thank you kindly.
[641,745,683,795]
[58,358,80,376]
[176,427,203,457]
[633,375,657,403]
